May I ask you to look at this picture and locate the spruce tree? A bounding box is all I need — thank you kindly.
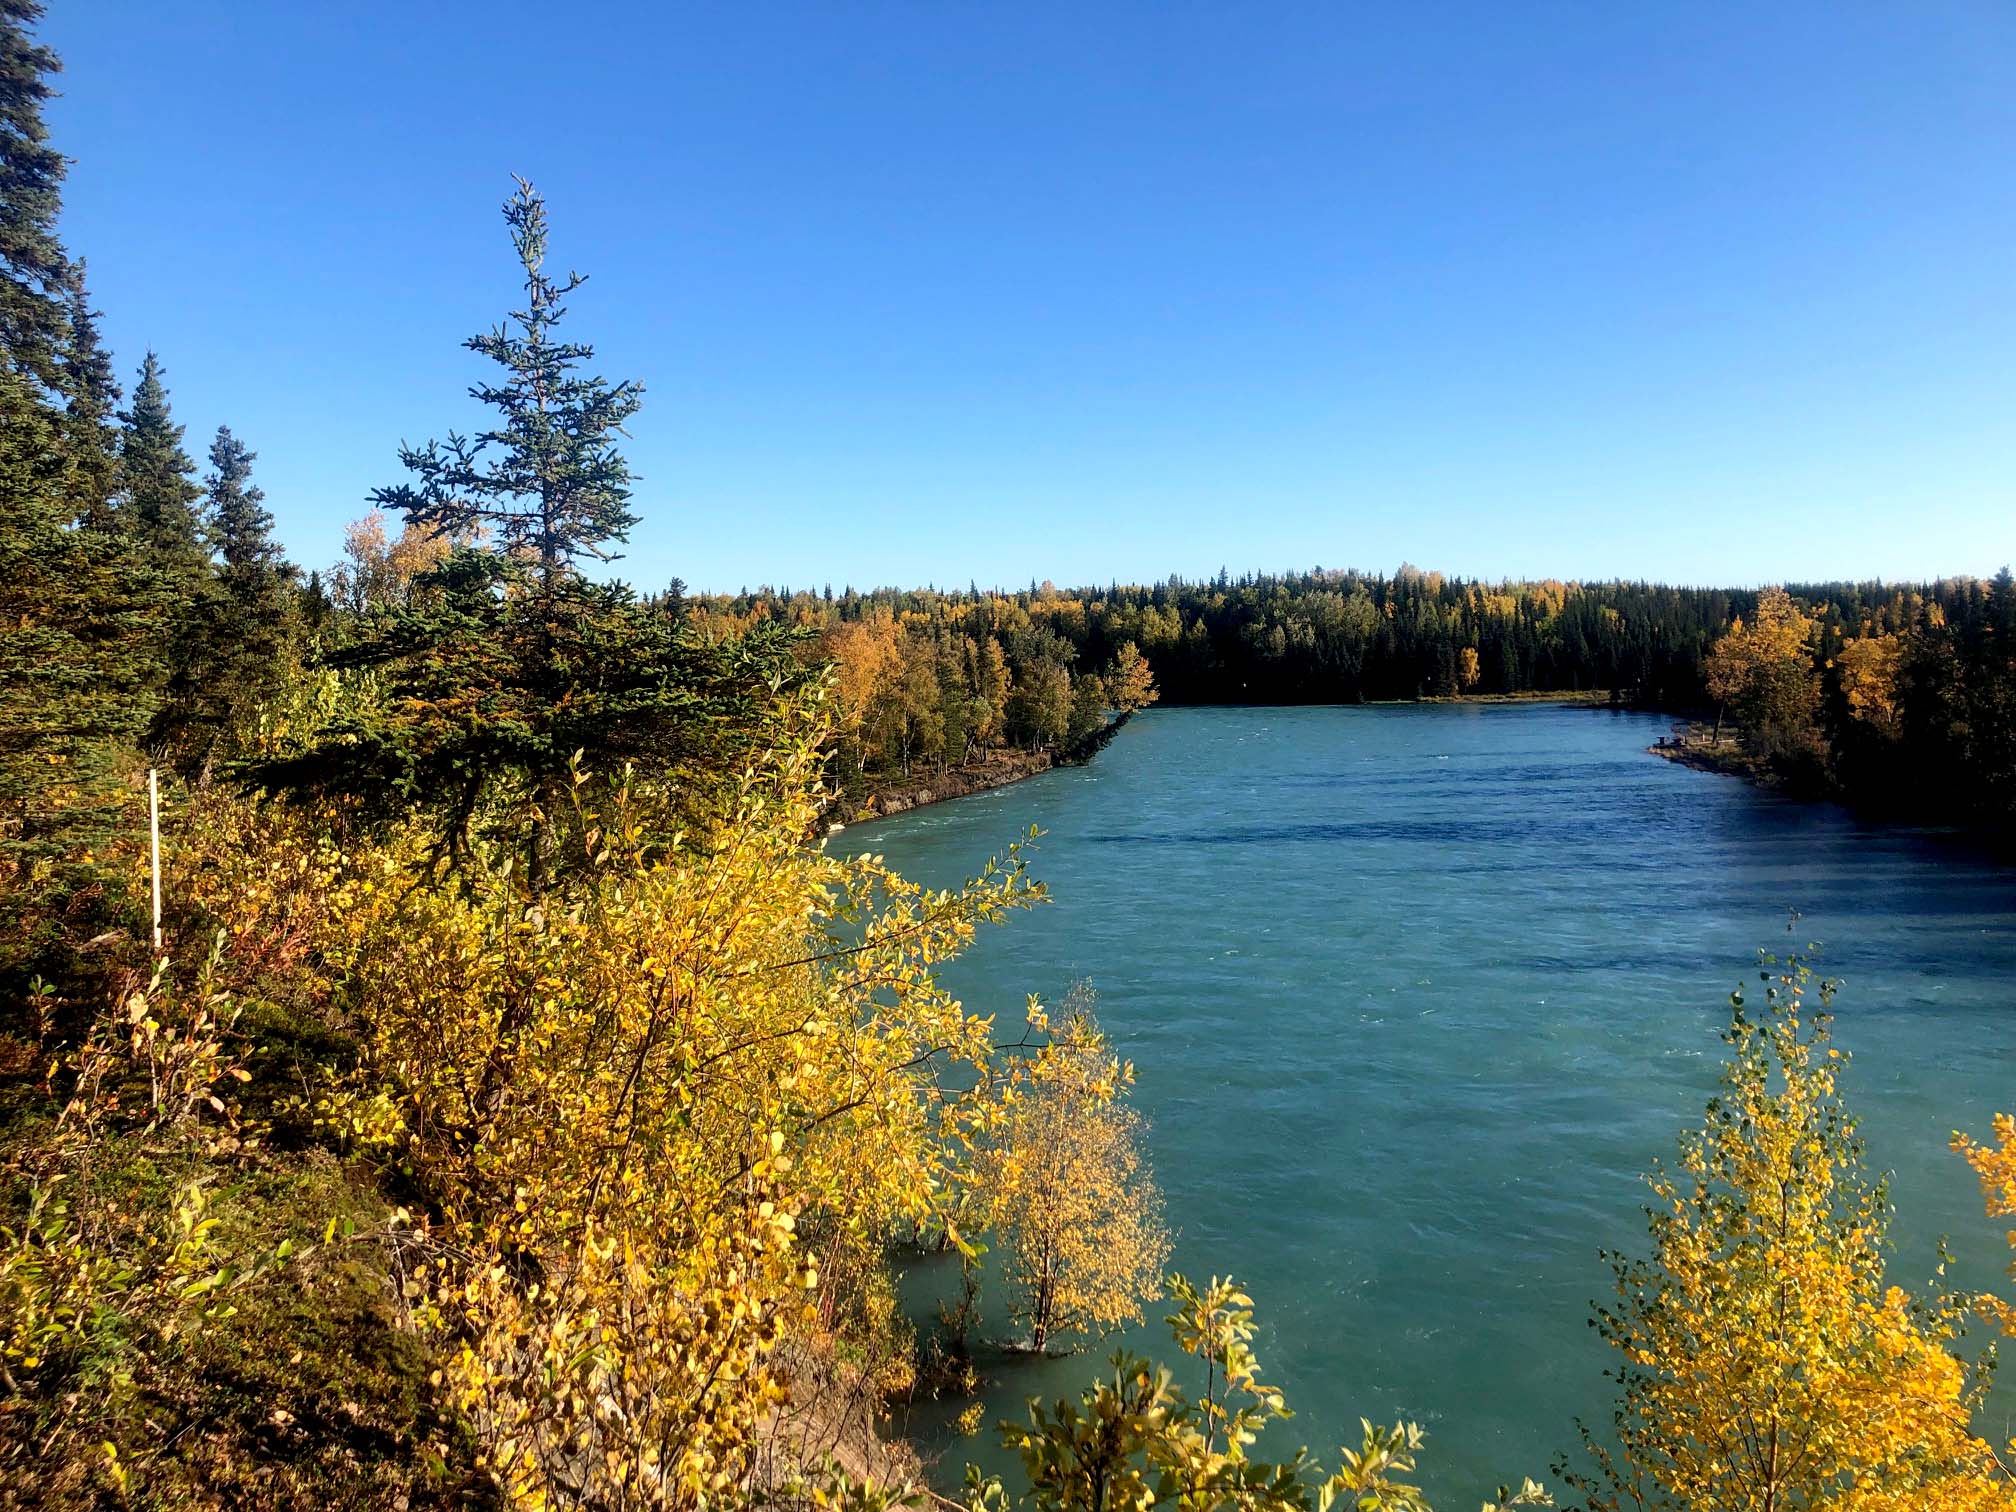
[0,372,159,875]
[374,178,641,578]
[0,0,69,392]
[0,0,163,952]
[250,180,810,890]
[204,426,296,744]
[207,424,283,574]
[59,259,121,526]
[299,568,332,634]
[121,354,218,768]
[152,427,297,778]
[117,352,207,571]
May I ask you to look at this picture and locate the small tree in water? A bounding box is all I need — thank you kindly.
[979,1272,1553,1512]
[1563,950,2009,1512]
[979,985,1169,1353]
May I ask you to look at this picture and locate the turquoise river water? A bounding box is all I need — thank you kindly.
[847,704,2016,1502]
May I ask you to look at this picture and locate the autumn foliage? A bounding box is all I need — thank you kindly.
[976,991,1169,1354]
[1567,955,2011,1512]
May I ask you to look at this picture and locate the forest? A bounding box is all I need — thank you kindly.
[7,3,2016,1509]
[692,569,2016,835]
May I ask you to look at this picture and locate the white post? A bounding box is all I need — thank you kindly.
[149,767,162,953]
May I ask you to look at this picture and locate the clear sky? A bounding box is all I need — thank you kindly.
[44,1,2016,593]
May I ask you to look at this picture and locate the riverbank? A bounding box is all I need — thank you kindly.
[836,747,1058,825]
[1647,721,1771,782]
[829,713,1140,829]
[1377,688,1616,707]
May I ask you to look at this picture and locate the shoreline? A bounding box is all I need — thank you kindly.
[1647,727,1771,784]
[828,712,1139,830]
[831,747,1058,829]
[830,695,1646,832]
[1643,723,2013,861]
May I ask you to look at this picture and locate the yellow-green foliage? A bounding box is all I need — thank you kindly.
[1567,955,2010,1512]
[1951,1108,2016,1480]
[164,707,1051,1507]
[6,687,1178,1508]
[976,994,1169,1354]
[979,1273,1551,1512]
[1955,1114,2016,1341]
[0,928,476,1507]
[3,948,252,1407]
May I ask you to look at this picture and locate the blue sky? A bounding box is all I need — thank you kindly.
[45,1,2016,592]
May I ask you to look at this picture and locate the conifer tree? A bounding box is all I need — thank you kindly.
[0,1,162,951]
[120,354,220,769]
[151,427,297,778]
[58,260,121,526]
[117,352,207,573]
[203,426,296,728]
[373,179,640,578]
[0,370,154,879]
[206,425,282,575]
[250,180,809,890]
[0,372,159,838]
[0,0,69,393]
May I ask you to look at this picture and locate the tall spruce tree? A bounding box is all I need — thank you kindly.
[375,178,641,581]
[121,354,218,768]
[117,352,207,569]
[0,371,159,874]
[151,426,298,778]
[0,0,68,392]
[207,424,283,575]
[0,2,164,963]
[59,259,121,525]
[250,180,810,890]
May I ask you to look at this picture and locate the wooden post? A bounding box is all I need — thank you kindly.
[149,767,162,952]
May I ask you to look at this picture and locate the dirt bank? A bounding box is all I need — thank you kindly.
[829,712,1138,829]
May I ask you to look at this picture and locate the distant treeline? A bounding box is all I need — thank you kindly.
[692,567,2016,833]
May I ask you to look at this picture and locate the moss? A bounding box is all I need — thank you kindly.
[3,1130,490,1508]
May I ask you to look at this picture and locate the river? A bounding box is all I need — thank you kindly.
[848,704,2016,1501]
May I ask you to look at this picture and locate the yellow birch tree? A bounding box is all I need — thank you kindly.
[1836,633,1906,738]
[1104,642,1159,713]
[1701,588,1819,759]
[977,992,1169,1354]
[1566,954,2009,1512]
[1954,1114,2016,1342]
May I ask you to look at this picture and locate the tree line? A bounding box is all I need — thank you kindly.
[7,4,2016,1509]
[697,566,2016,836]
